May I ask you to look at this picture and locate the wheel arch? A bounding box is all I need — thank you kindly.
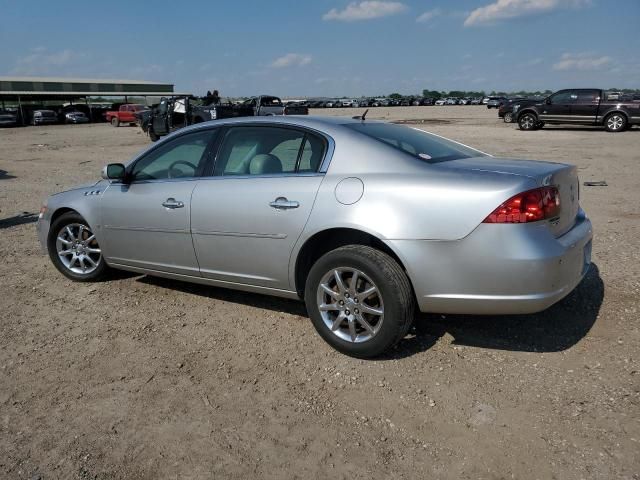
[292,227,414,299]
[603,109,629,121]
[516,108,538,121]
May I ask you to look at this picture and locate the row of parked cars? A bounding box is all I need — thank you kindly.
[494,89,640,132]
[0,103,115,127]
[291,96,498,108]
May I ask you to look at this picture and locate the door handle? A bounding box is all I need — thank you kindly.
[162,198,184,209]
[269,197,300,210]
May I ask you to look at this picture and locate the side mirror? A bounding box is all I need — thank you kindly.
[101,163,126,181]
[545,98,552,105]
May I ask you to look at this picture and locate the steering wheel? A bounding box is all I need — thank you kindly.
[168,160,197,178]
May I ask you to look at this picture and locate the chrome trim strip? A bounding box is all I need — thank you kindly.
[104,225,189,234]
[192,229,287,239]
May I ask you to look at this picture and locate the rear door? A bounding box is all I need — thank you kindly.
[540,90,576,121]
[190,125,328,290]
[571,89,600,123]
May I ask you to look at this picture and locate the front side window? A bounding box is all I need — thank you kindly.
[131,129,215,181]
[550,91,577,104]
[214,126,325,176]
[345,122,484,163]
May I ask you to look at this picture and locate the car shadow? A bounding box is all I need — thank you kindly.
[136,264,603,359]
[136,276,308,317]
[0,212,38,229]
[0,169,16,180]
[386,263,604,359]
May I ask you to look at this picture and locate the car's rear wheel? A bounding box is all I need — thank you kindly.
[604,112,627,132]
[47,212,109,282]
[503,112,513,123]
[518,113,538,130]
[148,128,160,142]
[305,245,414,358]
[111,117,120,127]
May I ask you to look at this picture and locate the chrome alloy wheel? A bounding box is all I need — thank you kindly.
[607,114,624,131]
[520,114,535,129]
[316,268,384,343]
[55,223,102,275]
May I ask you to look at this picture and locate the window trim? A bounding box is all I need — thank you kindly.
[205,124,331,178]
[126,127,220,184]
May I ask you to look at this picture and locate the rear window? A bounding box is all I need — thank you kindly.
[345,122,485,163]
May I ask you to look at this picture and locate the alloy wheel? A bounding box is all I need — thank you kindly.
[316,268,384,343]
[55,223,102,275]
[520,114,535,130]
[607,114,624,131]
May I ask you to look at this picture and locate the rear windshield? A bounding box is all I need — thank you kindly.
[345,122,485,163]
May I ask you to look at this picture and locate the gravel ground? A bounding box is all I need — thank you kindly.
[1,106,639,479]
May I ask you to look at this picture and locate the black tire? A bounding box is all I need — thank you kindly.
[304,245,415,358]
[535,121,545,130]
[47,211,109,282]
[518,112,538,131]
[148,128,160,142]
[503,112,513,123]
[111,117,120,127]
[604,112,627,132]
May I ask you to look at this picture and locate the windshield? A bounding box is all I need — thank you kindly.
[345,122,486,163]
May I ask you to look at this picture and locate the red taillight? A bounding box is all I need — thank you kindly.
[483,186,560,223]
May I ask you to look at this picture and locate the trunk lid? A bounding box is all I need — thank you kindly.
[437,157,581,237]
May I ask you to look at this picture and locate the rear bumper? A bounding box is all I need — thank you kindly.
[389,211,593,315]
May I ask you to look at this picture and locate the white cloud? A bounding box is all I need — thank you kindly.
[323,1,407,22]
[552,52,612,71]
[270,53,312,68]
[464,0,590,27]
[10,47,85,75]
[416,8,441,23]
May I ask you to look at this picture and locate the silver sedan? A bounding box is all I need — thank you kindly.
[36,116,593,357]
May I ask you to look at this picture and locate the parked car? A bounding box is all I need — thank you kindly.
[482,97,490,105]
[0,109,18,127]
[64,111,89,124]
[434,98,446,106]
[514,89,640,132]
[486,97,506,109]
[498,98,528,123]
[445,97,459,105]
[243,95,309,116]
[471,98,482,105]
[37,116,592,358]
[106,104,148,127]
[32,110,58,126]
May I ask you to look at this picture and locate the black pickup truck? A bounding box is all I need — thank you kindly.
[514,89,640,132]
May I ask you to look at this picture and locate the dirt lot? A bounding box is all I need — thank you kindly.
[1,106,639,479]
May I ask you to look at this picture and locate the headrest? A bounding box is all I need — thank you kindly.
[249,154,282,175]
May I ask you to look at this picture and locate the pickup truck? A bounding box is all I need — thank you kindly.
[105,104,148,127]
[514,89,640,132]
[145,96,254,141]
[240,95,309,116]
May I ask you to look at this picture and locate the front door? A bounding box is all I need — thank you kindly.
[540,90,576,122]
[101,128,217,275]
[190,125,328,290]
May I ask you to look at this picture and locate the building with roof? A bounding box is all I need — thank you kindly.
[0,76,189,125]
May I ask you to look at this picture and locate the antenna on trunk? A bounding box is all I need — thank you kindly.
[352,109,369,121]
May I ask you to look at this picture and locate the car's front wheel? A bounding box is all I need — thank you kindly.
[304,245,414,358]
[111,117,120,127]
[47,212,109,282]
[518,112,538,130]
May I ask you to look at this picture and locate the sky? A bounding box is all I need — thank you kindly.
[1,0,639,97]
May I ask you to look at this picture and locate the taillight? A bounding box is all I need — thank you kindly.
[483,186,560,224]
